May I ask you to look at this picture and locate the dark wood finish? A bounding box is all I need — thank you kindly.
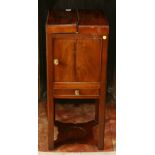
[46,10,109,150]
[76,38,102,82]
[98,32,109,149]
[53,38,75,82]
[49,0,105,10]
[39,0,115,102]
[46,33,54,149]
[47,10,77,25]
[54,89,99,97]
[78,10,108,26]
[46,10,77,33]
[78,10,109,35]
[53,82,100,89]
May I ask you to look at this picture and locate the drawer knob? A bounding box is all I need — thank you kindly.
[53,59,59,65]
[65,9,71,12]
[75,90,80,96]
[103,36,107,40]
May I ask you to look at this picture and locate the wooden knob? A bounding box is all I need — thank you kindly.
[65,9,71,12]
[103,36,107,40]
[53,59,59,65]
[75,90,80,96]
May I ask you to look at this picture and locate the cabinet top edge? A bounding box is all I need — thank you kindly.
[46,9,109,26]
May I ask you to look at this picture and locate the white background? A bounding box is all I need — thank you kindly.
[0,0,155,155]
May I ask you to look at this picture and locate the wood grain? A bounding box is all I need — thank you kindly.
[54,89,99,97]
[46,10,77,33]
[76,37,102,82]
[78,10,109,35]
[98,31,109,149]
[53,82,100,89]
[46,9,109,150]
[53,38,75,82]
[46,33,54,150]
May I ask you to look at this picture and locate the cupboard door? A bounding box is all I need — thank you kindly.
[76,38,102,82]
[53,38,75,82]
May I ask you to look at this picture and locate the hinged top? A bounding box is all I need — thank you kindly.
[46,9,78,33]
[46,9,109,35]
[78,10,108,26]
[47,10,77,25]
[78,10,109,35]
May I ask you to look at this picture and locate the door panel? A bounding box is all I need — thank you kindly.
[53,38,75,82]
[76,38,102,82]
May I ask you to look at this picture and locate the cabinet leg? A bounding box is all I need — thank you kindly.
[95,99,99,122]
[98,98,105,150]
[47,99,54,150]
[98,123,104,149]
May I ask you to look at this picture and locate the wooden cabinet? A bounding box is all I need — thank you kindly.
[46,9,109,150]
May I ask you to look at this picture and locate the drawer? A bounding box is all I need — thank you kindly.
[53,89,99,99]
